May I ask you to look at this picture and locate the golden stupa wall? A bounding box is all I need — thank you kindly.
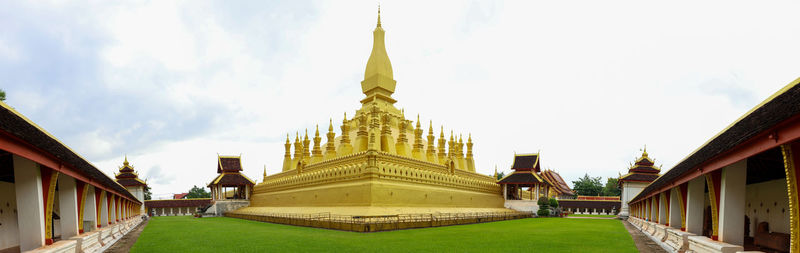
[252,150,502,210]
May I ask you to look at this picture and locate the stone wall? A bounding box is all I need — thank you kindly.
[206,200,250,216]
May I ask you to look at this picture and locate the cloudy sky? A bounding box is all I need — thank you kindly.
[1,1,798,199]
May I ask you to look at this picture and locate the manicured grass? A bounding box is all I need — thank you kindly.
[132,216,636,252]
[567,214,617,218]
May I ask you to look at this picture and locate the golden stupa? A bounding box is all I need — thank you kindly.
[232,9,506,217]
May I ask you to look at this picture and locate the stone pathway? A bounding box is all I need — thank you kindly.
[105,218,149,253]
[621,220,667,253]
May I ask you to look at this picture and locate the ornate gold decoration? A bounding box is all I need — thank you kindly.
[782,143,799,253]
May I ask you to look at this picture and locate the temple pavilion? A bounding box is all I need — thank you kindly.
[114,156,148,213]
[208,155,255,200]
[230,9,509,219]
[617,148,660,218]
[498,153,550,201]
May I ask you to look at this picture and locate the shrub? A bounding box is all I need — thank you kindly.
[537,208,550,217]
[537,197,549,206]
[549,198,559,208]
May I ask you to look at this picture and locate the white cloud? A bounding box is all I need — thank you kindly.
[2,0,799,195]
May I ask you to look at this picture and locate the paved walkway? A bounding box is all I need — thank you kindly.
[621,220,667,253]
[564,216,616,219]
[105,218,149,253]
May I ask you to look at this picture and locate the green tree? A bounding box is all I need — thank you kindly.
[144,185,152,200]
[549,198,559,208]
[186,185,211,199]
[0,89,6,101]
[571,173,603,196]
[495,171,505,180]
[602,178,621,196]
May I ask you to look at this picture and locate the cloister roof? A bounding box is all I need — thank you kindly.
[631,77,800,203]
[541,170,574,195]
[0,101,140,203]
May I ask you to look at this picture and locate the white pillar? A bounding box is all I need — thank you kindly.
[686,176,705,235]
[100,192,109,227]
[85,186,97,230]
[719,160,747,245]
[13,155,45,251]
[669,188,681,229]
[503,185,507,200]
[620,182,629,217]
[110,196,117,223]
[658,193,667,225]
[57,176,79,238]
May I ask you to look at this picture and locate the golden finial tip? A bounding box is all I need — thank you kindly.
[377,3,382,27]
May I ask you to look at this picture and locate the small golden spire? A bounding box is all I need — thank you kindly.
[377,3,381,27]
[285,133,290,144]
[123,155,129,166]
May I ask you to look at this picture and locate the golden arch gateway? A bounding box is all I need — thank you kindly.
[227,11,525,229]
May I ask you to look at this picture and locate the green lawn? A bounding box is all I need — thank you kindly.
[567,214,617,218]
[132,216,637,252]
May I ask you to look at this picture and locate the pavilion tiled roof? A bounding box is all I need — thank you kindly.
[173,193,189,199]
[117,178,147,187]
[208,173,255,187]
[217,156,243,173]
[541,170,574,195]
[144,198,212,208]
[114,157,147,188]
[511,153,539,172]
[619,173,660,183]
[497,171,543,184]
[632,78,800,203]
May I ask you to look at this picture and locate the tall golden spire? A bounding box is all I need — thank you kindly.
[361,5,396,105]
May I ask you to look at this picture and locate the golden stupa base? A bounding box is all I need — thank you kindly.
[226,206,531,232]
